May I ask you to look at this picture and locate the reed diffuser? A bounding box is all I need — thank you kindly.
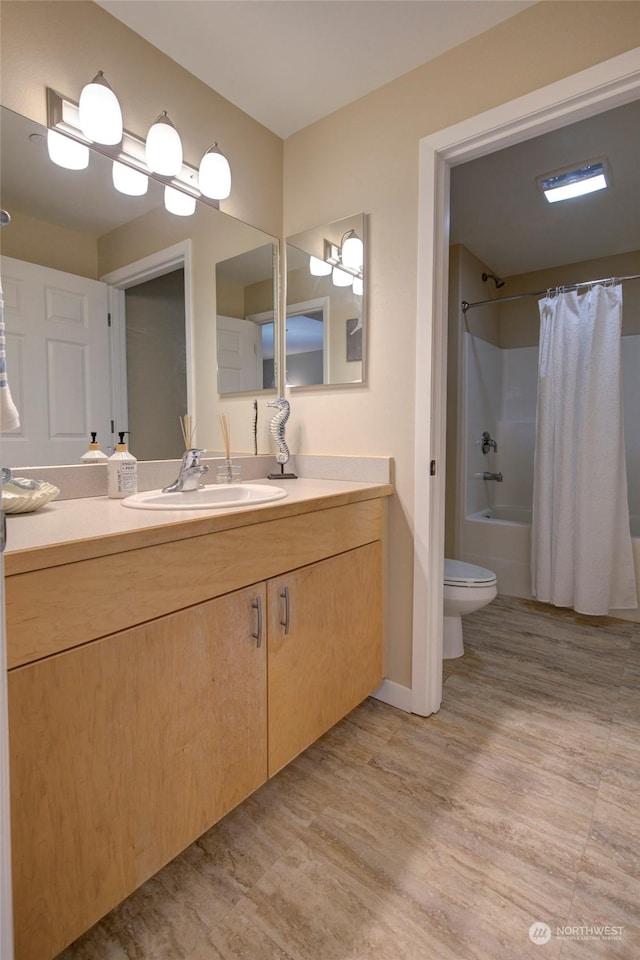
[217,413,240,483]
[179,414,195,450]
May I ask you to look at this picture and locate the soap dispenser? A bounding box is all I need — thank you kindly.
[81,432,109,464]
[107,432,138,498]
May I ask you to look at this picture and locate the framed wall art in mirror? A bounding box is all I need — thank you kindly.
[0,105,280,468]
[285,213,366,388]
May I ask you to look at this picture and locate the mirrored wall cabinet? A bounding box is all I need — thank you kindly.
[0,104,280,467]
[286,213,366,388]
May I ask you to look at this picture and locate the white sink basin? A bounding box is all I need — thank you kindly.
[122,483,288,511]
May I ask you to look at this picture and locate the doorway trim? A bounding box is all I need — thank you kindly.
[100,240,194,442]
[412,47,640,717]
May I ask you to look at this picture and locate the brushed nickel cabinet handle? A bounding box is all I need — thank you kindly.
[280,586,290,635]
[251,596,263,647]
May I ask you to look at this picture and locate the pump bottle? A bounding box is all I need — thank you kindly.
[107,432,138,498]
[81,432,109,464]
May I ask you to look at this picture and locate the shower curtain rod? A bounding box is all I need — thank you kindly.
[461,273,640,314]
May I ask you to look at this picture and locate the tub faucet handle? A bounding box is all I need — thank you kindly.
[481,431,497,454]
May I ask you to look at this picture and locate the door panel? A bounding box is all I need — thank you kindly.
[0,256,112,465]
[9,584,267,960]
[267,542,383,775]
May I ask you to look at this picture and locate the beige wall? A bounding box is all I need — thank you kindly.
[0,210,99,278]
[498,249,640,347]
[283,2,640,688]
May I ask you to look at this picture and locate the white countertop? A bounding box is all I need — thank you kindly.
[4,478,393,573]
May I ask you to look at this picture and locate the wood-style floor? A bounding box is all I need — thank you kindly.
[58,596,640,959]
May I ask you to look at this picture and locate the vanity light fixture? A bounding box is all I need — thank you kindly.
[340,230,363,271]
[307,235,364,289]
[164,184,196,216]
[309,255,332,276]
[78,71,123,145]
[198,143,231,200]
[46,129,90,170]
[537,157,610,203]
[112,160,148,196]
[332,266,353,287]
[145,112,183,176]
[46,88,229,216]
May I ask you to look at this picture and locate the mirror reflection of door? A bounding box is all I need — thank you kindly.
[0,104,280,467]
[216,314,275,394]
[124,268,187,460]
[285,301,328,386]
[0,255,112,467]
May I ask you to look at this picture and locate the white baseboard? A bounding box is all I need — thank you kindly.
[372,678,412,713]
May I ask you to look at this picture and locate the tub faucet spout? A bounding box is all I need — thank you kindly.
[482,471,503,482]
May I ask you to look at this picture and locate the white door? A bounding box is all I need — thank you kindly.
[0,256,112,466]
[216,315,262,393]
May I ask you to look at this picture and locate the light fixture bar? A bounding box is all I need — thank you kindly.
[322,238,362,279]
[46,88,219,208]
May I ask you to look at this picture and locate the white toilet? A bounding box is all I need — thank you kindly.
[443,559,497,658]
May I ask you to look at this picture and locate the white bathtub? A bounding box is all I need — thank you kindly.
[461,507,640,623]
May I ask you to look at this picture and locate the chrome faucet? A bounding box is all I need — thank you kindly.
[481,471,503,482]
[481,431,497,454]
[162,448,209,492]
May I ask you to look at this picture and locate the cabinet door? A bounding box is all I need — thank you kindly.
[8,584,267,960]
[267,541,383,776]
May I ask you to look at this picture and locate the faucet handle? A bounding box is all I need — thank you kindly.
[184,447,206,465]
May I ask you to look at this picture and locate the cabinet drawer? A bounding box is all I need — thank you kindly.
[6,497,383,668]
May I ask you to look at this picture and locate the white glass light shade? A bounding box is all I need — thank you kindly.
[112,161,148,196]
[47,130,89,170]
[341,231,363,271]
[146,112,183,176]
[332,266,352,287]
[309,256,332,277]
[78,71,123,145]
[352,275,363,296]
[543,174,607,203]
[198,143,231,199]
[164,185,196,217]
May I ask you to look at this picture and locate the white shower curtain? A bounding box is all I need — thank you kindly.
[531,283,637,615]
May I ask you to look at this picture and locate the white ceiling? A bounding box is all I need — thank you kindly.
[450,98,640,277]
[96,0,536,138]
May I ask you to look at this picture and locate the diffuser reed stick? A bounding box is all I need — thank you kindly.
[218,413,236,482]
[179,414,195,450]
[218,413,231,460]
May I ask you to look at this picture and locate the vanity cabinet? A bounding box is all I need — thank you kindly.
[8,585,268,960]
[4,493,388,960]
[267,541,383,775]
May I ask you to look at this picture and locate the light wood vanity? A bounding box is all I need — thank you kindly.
[4,479,391,960]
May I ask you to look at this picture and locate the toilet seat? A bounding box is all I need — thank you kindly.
[444,558,497,587]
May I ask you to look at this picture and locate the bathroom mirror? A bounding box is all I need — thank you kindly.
[285,213,365,387]
[216,244,277,395]
[0,104,280,467]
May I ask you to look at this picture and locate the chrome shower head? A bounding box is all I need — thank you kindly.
[482,271,505,289]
